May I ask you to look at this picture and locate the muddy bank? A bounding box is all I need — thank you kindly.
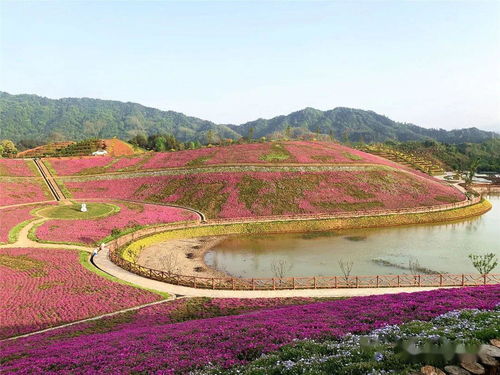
[136,236,228,278]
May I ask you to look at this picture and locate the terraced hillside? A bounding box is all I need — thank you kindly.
[43,141,464,219]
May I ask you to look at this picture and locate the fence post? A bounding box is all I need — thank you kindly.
[418,274,421,287]
[272,278,275,290]
[462,274,465,286]
[355,276,359,288]
[313,276,316,289]
[376,275,379,288]
[232,278,235,290]
[439,274,443,286]
[334,276,337,289]
[397,275,400,287]
[252,278,255,290]
[292,277,295,289]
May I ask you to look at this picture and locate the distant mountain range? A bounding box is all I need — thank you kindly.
[0,92,497,144]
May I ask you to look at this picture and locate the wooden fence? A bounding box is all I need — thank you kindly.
[107,247,499,290]
[104,196,497,291]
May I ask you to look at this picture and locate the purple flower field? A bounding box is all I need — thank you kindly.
[1,285,498,374]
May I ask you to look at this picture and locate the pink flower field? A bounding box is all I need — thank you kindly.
[44,141,420,176]
[0,247,161,339]
[64,169,464,218]
[0,203,56,243]
[1,285,498,373]
[35,201,199,245]
[0,179,52,205]
[0,159,37,177]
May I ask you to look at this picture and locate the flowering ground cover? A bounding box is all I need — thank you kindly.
[0,286,497,374]
[34,201,199,245]
[0,203,56,243]
[0,159,37,177]
[0,178,52,205]
[0,247,162,339]
[63,168,464,218]
[44,141,421,176]
[203,307,500,374]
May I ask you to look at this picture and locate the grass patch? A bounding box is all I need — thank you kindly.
[342,151,362,161]
[260,143,293,162]
[434,195,461,203]
[0,254,47,277]
[37,202,120,220]
[147,179,227,218]
[186,153,215,167]
[237,174,322,215]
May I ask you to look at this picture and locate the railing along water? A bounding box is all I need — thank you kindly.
[104,197,497,291]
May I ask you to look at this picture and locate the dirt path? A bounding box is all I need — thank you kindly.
[1,296,176,342]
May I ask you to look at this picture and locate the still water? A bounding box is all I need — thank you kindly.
[205,195,500,277]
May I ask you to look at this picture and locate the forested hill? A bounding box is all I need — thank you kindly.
[0,92,240,144]
[231,107,498,144]
[0,92,497,144]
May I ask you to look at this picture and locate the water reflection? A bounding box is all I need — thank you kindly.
[205,195,500,277]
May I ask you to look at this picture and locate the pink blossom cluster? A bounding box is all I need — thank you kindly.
[0,180,52,205]
[0,203,56,243]
[0,159,36,176]
[45,156,112,175]
[45,141,433,176]
[0,285,497,373]
[66,169,463,218]
[35,202,198,245]
[0,247,161,339]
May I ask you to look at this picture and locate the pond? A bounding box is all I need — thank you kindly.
[205,195,500,277]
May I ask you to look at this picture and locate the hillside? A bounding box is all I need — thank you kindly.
[39,142,465,219]
[1,92,497,145]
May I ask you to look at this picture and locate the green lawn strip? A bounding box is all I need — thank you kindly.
[26,159,41,177]
[41,159,58,176]
[259,143,294,162]
[78,251,169,299]
[55,178,73,198]
[121,199,491,261]
[37,202,120,220]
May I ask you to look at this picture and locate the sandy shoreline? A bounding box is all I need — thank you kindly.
[136,236,229,278]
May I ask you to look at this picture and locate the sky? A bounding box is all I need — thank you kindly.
[1,1,499,132]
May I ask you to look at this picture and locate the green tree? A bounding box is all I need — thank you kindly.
[0,139,17,157]
[154,136,167,152]
[464,158,481,185]
[468,253,498,275]
[247,127,255,141]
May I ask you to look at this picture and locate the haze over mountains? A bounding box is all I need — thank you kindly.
[0,92,497,145]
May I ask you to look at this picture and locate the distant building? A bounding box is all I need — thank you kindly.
[92,150,108,156]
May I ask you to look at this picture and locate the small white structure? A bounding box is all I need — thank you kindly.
[92,150,108,156]
[80,203,88,212]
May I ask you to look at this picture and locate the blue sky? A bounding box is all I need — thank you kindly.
[1,1,499,131]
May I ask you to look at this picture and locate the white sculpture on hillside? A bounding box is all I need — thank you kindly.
[80,203,87,212]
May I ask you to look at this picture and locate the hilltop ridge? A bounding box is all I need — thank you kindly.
[0,91,497,145]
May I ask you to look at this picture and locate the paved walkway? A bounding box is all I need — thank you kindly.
[93,248,451,298]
